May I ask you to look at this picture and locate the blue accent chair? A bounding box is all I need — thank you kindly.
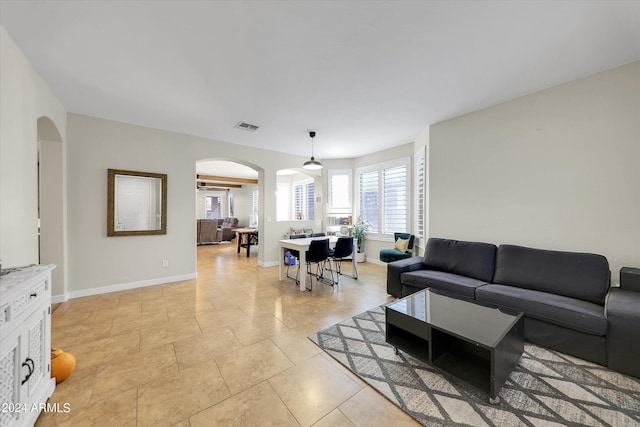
[380,233,415,263]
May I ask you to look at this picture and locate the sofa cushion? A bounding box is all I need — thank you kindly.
[493,245,610,305]
[476,284,607,336]
[422,238,497,282]
[401,270,488,299]
[380,249,412,263]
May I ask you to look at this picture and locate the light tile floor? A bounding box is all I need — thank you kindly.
[37,243,420,426]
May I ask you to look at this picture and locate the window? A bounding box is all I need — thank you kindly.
[359,170,380,233]
[251,187,259,227]
[276,170,315,221]
[383,166,407,233]
[414,147,426,241]
[205,195,222,219]
[293,181,314,220]
[357,157,410,237]
[306,182,315,221]
[328,170,352,214]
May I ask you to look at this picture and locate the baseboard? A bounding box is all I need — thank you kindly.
[51,272,198,303]
[365,257,382,265]
[259,260,280,268]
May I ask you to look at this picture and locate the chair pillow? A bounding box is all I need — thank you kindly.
[394,238,409,253]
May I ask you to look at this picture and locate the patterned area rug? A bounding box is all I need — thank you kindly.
[308,306,640,426]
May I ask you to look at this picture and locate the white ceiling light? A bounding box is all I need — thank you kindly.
[302,131,322,170]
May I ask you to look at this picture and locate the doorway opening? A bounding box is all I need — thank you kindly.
[195,159,262,266]
[37,116,65,299]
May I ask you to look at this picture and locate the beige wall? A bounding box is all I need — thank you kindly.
[429,61,640,284]
[65,113,326,295]
[0,26,67,276]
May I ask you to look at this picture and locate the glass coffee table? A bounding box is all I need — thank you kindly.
[386,289,523,402]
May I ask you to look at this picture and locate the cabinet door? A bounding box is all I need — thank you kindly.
[21,306,49,401]
[0,334,20,427]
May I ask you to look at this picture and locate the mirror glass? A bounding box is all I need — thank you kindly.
[107,169,167,236]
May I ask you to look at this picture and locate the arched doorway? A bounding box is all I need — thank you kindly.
[37,116,66,299]
[195,159,263,263]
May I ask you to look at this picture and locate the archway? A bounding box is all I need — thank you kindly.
[37,116,66,299]
[195,158,263,262]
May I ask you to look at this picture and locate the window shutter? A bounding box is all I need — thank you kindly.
[383,166,407,233]
[359,171,380,233]
[294,184,304,220]
[414,148,425,239]
[306,182,315,220]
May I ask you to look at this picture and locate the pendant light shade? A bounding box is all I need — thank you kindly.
[303,131,323,170]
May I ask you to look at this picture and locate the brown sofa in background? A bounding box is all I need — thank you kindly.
[197,219,222,244]
[220,217,239,241]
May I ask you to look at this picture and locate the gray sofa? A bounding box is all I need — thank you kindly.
[387,237,639,378]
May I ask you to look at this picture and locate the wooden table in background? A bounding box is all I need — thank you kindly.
[236,228,258,257]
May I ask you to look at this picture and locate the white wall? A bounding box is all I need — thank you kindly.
[0,26,67,274]
[67,114,197,293]
[230,185,254,227]
[429,61,640,283]
[65,113,325,294]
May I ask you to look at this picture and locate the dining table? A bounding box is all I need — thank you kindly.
[278,236,358,291]
[236,228,258,257]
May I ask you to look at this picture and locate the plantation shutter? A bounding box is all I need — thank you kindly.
[414,148,425,239]
[306,182,315,220]
[294,184,304,220]
[359,170,379,233]
[383,166,407,233]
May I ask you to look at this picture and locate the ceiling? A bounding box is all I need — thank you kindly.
[2,1,639,160]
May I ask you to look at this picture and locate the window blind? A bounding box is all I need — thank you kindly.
[306,182,315,220]
[414,148,425,239]
[383,166,407,233]
[359,170,380,233]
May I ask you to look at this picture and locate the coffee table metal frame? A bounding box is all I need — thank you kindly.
[385,289,524,401]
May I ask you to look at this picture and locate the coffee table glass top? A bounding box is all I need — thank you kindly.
[386,290,522,348]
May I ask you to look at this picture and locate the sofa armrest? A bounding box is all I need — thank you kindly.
[606,288,640,378]
[386,256,424,298]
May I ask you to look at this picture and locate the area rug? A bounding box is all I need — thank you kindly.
[308,306,640,426]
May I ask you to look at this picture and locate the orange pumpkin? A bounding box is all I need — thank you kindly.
[51,348,64,357]
[51,350,76,383]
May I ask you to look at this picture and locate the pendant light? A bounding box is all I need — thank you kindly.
[303,131,323,170]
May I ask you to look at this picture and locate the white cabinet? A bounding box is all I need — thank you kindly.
[0,265,56,427]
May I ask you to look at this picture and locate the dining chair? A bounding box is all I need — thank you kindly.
[305,238,334,290]
[329,237,357,283]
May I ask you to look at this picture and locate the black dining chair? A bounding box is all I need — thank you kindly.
[329,237,357,283]
[309,232,326,237]
[305,238,334,289]
[286,234,306,281]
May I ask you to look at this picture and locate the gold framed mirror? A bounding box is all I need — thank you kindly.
[107,169,167,236]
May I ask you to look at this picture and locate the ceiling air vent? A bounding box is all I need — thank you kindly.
[234,121,259,132]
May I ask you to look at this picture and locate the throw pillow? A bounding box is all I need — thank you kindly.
[394,238,409,253]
